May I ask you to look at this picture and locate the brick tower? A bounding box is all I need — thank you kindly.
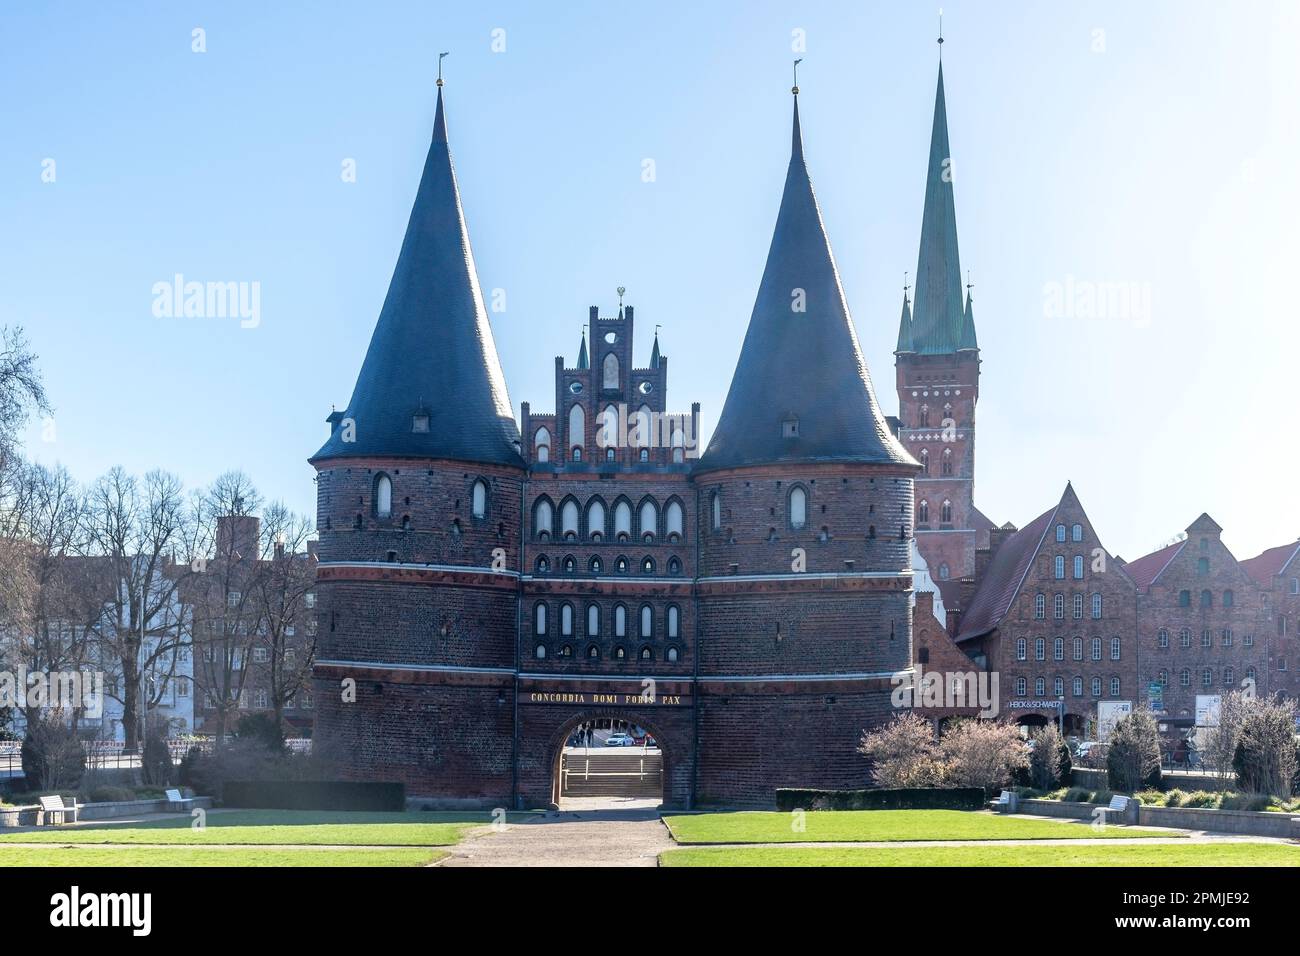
[895,61,987,582]
[309,81,525,802]
[692,85,921,804]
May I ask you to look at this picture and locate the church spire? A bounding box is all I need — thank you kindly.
[909,60,970,355]
[895,288,914,353]
[312,78,522,466]
[577,326,589,369]
[649,326,661,368]
[697,81,915,472]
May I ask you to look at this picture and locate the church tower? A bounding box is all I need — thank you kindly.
[694,81,920,804]
[895,57,986,583]
[309,79,525,801]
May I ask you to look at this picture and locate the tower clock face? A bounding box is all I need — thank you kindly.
[569,381,583,393]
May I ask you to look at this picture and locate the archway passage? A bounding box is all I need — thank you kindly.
[554,715,663,809]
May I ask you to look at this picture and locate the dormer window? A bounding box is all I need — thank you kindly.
[782,417,799,438]
[412,411,430,433]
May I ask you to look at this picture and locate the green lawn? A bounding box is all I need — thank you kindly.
[661,843,1300,867]
[0,845,445,867]
[0,810,514,847]
[662,810,1179,844]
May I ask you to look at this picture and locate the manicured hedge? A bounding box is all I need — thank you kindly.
[775,787,986,811]
[221,781,405,811]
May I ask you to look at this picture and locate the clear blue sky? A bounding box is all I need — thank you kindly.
[2,1,1296,563]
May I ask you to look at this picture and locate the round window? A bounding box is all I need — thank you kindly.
[568,381,583,394]
[638,381,653,394]
[604,332,617,344]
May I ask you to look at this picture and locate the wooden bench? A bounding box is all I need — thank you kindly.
[165,789,196,812]
[1103,794,1132,823]
[38,794,80,825]
[989,790,1017,812]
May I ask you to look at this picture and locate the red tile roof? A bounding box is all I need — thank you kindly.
[1242,541,1300,586]
[1124,540,1186,593]
[955,505,1057,643]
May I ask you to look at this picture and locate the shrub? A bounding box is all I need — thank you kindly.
[1063,787,1093,803]
[1182,790,1219,809]
[1232,698,1298,799]
[20,713,86,791]
[86,785,136,803]
[1164,789,1188,808]
[1028,724,1067,790]
[140,718,173,787]
[1090,790,1114,805]
[1135,789,1165,806]
[1220,792,1274,812]
[1106,710,1162,793]
[939,719,1028,793]
[234,712,285,754]
[857,713,942,788]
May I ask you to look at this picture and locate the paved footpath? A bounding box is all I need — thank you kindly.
[441,799,674,867]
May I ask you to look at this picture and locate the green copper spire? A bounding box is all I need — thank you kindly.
[649,328,660,368]
[959,289,978,351]
[910,62,969,355]
[895,291,914,353]
[577,327,589,369]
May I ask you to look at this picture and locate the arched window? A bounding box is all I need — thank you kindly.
[1055,524,1066,543]
[1072,523,1083,542]
[1091,593,1103,619]
[587,500,606,540]
[1197,557,1209,575]
[615,501,632,540]
[1035,637,1045,660]
[1016,638,1026,661]
[1200,589,1213,608]
[640,605,653,638]
[1157,628,1169,647]
[1035,677,1046,696]
[1054,556,1066,579]
[710,492,721,532]
[1091,677,1102,697]
[535,555,550,573]
[568,404,585,454]
[1054,637,1064,660]
[471,480,488,519]
[562,555,576,573]
[1054,677,1064,696]
[1054,594,1065,619]
[641,556,655,574]
[1073,594,1084,619]
[587,645,600,660]
[1091,637,1102,661]
[534,427,550,462]
[919,449,929,476]
[667,646,679,663]
[639,499,658,540]
[1110,677,1120,697]
[615,555,629,574]
[560,603,574,637]
[375,474,392,518]
[941,500,952,524]
[1034,594,1046,619]
[561,500,580,539]
[1073,677,1083,696]
[1178,589,1191,607]
[633,405,653,448]
[667,557,681,575]
[587,604,600,636]
[534,603,547,635]
[1073,555,1084,579]
[941,448,953,476]
[789,487,807,530]
[535,644,546,660]
[667,605,680,639]
[670,428,685,464]
[1015,677,1027,696]
[602,352,619,389]
[666,501,684,541]
[598,404,619,449]
[639,646,653,661]
[589,556,602,574]
[614,604,627,637]
[938,563,950,580]
[918,500,930,524]
[919,404,929,427]
[1223,589,1234,607]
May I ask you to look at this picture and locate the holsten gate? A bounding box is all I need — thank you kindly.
[307,65,970,808]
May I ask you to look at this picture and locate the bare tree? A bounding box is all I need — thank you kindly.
[80,467,196,751]
[1203,691,1250,789]
[253,502,317,731]
[858,713,943,788]
[939,719,1029,792]
[189,471,266,745]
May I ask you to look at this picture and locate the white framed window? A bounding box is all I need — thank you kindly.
[253,647,269,663]
[667,605,680,639]
[1016,638,1027,661]
[375,474,393,518]
[639,499,658,540]
[471,480,488,519]
[1111,637,1121,660]
[789,487,807,530]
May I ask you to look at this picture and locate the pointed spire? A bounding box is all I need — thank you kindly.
[649,326,661,369]
[896,290,915,353]
[312,78,522,466]
[910,60,970,355]
[698,85,916,473]
[577,327,589,369]
[959,279,978,351]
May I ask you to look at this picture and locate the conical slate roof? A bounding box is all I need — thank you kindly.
[696,94,916,473]
[895,292,914,353]
[910,63,970,355]
[312,88,522,467]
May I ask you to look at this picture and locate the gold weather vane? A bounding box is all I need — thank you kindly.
[437,51,449,87]
[792,58,803,95]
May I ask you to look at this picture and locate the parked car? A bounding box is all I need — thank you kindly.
[604,733,635,747]
[632,734,657,748]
